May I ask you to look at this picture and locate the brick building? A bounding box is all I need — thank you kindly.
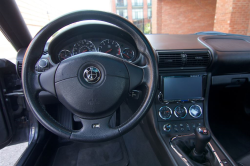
[113,0,250,36]
[112,0,152,33]
[15,0,62,37]
[12,0,250,36]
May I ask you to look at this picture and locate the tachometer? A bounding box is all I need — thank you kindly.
[58,50,71,61]
[98,39,121,57]
[72,39,96,55]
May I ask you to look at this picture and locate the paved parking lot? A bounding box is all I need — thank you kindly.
[0,142,28,166]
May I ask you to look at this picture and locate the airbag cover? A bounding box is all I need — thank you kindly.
[55,52,129,119]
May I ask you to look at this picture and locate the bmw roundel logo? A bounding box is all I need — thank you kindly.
[83,66,101,84]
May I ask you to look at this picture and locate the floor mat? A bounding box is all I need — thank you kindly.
[211,123,250,160]
[52,103,161,166]
[52,138,129,166]
[120,103,162,166]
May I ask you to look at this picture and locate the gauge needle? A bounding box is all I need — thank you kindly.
[123,53,130,58]
[105,49,112,53]
[60,55,65,59]
[82,50,88,53]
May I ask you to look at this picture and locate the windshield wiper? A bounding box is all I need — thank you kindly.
[194,31,247,37]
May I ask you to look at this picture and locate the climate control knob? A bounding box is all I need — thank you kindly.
[174,105,187,118]
[159,106,172,120]
[189,105,202,118]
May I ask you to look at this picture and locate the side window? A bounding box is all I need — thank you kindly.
[0,31,17,64]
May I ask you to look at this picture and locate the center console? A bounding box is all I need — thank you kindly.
[149,73,234,166]
[156,74,206,135]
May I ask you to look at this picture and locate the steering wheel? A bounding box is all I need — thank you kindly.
[22,11,158,142]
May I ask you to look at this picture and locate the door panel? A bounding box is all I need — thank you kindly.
[0,59,28,149]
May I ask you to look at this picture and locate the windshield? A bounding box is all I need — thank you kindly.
[15,0,250,37]
[1,0,249,63]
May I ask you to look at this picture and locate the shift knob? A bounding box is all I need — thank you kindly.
[194,126,211,154]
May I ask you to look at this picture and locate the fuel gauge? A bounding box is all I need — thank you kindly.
[122,48,135,61]
[58,50,71,61]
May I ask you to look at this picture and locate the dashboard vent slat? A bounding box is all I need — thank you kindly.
[158,53,183,68]
[158,51,211,69]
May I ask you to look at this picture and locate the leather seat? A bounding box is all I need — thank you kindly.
[237,152,250,166]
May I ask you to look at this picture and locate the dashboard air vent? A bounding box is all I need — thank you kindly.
[17,61,22,78]
[158,51,211,69]
[158,53,183,68]
[186,52,211,67]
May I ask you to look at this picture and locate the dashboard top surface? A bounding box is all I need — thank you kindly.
[15,22,250,76]
[146,34,207,50]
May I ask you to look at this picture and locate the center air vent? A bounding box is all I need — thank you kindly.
[158,51,211,69]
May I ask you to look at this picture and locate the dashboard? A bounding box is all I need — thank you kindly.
[56,33,137,63]
[15,21,250,78]
[25,22,143,73]
[14,19,250,166]
[46,22,140,65]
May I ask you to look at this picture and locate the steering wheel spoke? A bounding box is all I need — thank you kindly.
[39,65,58,96]
[124,61,150,91]
[70,114,119,142]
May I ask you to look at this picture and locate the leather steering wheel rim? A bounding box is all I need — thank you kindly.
[22,10,158,142]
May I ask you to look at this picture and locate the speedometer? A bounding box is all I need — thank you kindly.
[72,39,96,55]
[98,39,121,57]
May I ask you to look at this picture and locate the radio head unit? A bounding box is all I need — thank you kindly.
[162,75,204,102]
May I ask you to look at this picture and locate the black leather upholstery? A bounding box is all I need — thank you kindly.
[171,135,220,166]
[237,152,250,166]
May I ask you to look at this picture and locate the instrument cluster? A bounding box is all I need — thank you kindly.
[57,37,137,63]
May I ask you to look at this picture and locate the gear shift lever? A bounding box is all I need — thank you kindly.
[190,126,211,163]
[194,127,211,154]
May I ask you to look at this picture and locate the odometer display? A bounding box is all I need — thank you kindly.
[72,39,96,55]
[98,39,121,57]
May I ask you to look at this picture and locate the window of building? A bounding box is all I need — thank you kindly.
[116,0,127,7]
[147,0,152,6]
[132,0,143,6]
[148,8,152,19]
[132,9,143,20]
[116,9,128,19]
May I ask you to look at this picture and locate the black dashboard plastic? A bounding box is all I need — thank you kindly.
[48,23,138,64]
[199,36,250,75]
[15,26,250,78]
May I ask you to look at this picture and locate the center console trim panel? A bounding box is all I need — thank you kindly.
[141,72,237,166]
[170,134,224,166]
